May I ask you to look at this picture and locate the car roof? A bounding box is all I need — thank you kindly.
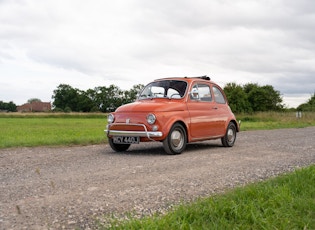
[154,76,215,84]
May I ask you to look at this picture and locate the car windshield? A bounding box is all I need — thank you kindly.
[138,80,187,100]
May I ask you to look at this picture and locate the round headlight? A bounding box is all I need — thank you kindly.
[108,113,115,124]
[147,113,156,125]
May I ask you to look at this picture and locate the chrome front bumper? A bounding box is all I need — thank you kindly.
[105,123,163,139]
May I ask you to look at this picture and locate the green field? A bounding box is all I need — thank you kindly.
[0,113,107,148]
[0,112,314,148]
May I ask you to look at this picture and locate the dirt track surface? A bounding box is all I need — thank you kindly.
[1,127,315,229]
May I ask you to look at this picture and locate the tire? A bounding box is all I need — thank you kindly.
[163,123,187,155]
[108,138,131,152]
[221,122,237,147]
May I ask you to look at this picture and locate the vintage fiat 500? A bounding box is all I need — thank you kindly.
[105,76,240,154]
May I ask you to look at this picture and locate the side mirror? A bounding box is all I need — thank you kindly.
[190,88,199,99]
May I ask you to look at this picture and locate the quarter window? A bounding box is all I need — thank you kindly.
[213,86,226,104]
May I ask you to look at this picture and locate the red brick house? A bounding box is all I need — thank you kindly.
[17,101,51,112]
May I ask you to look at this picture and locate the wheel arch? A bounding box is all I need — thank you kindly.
[163,121,188,155]
[229,119,240,132]
[162,118,189,141]
[174,120,188,141]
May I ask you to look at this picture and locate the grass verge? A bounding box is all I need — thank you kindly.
[102,165,315,229]
[238,111,315,131]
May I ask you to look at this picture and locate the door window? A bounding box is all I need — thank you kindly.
[190,84,212,101]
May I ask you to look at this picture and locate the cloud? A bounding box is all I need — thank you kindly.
[0,0,314,107]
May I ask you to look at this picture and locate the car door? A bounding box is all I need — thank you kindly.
[187,83,221,140]
[211,85,229,136]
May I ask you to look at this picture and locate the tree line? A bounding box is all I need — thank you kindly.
[223,82,284,113]
[50,82,312,113]
[1,83,314,112]
[52,84,144,112]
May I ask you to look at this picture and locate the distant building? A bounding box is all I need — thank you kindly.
[17,101,51,112]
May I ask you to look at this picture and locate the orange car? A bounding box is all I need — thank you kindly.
[105,76,240,154]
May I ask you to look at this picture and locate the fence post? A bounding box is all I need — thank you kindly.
[296,111,302,119]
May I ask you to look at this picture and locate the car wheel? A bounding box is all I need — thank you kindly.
[108,138,131,152]
[221,122,236,147]
[163,123,187,155]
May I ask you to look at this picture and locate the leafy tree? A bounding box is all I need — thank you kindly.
[92,84,144,112]
[52,84,97,112]
[52,84,80,112]
[121,84,144,104]
[247,85,268,111]
[93,85,122,112]
[262,85,283,111]
[76,90,95,112]
[297,93,315,111]
[223,83,251,113]
[27,98,42,103]
[0,101,17,112]
[244,83,283,112]
[243,83,258,95]
[224,83,284,112]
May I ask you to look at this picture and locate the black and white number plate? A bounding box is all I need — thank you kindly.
[113,136,140,144]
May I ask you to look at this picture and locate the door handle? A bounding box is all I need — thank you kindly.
[213,107,218,110]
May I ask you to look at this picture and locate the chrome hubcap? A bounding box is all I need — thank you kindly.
[171,130,184,149]
[227,128,235,143]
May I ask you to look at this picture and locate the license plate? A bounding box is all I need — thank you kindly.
[113,136,140,144]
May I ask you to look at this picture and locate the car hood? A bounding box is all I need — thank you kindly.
[115,99,186,113]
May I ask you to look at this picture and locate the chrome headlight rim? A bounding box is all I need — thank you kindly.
[108,113,115,124]
[147,113,156,125]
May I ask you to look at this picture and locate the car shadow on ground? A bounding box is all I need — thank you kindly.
[104,140,224,156]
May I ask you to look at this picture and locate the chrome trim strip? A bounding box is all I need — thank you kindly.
[106,130,163,137]
[191,135,223,141]
[105,123,163,141]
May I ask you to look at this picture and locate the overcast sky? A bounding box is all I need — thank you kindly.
[0,0,314,108]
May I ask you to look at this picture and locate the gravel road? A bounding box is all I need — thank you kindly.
[1,127,315,229]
